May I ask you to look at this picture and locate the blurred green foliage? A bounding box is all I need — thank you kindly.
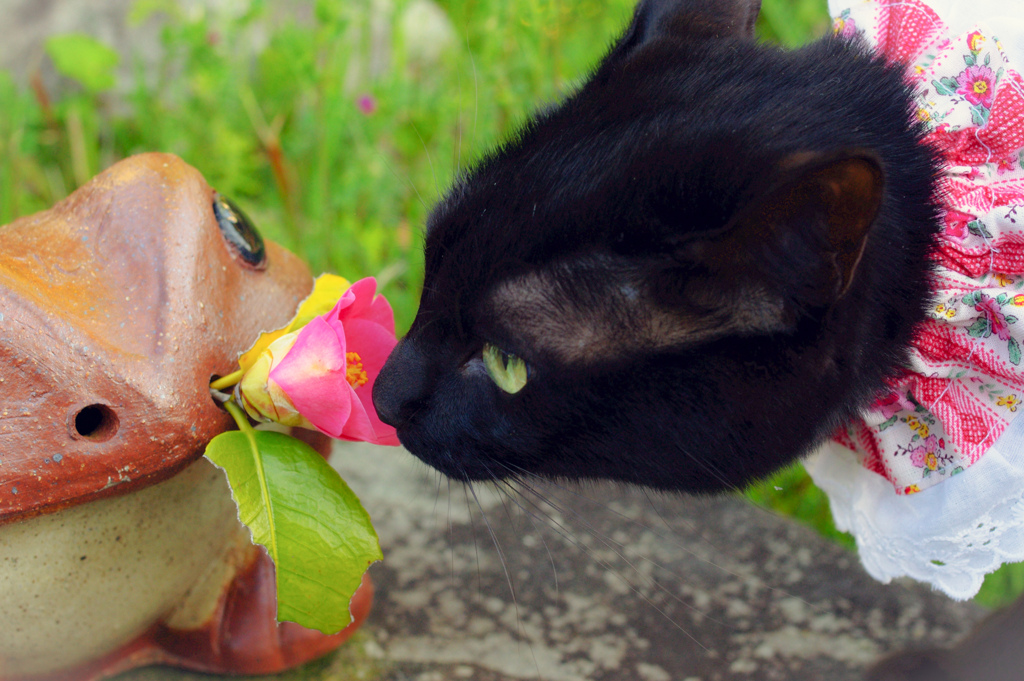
[0,0,830,329]
[3,0,1021,607]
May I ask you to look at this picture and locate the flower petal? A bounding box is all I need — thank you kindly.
[337,278,377,320]
[344,319,397,378]
[335,278,395,334]
[237,274,351,373]
[339,385,379,443]
[271,317,352,438]
[343,319,401,444]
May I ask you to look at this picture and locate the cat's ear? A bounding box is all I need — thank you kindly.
[681,151,885,310]
[611,0,761,60]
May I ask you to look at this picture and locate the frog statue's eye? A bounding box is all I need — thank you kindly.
[213,193,266,268]
[482,343,529,394]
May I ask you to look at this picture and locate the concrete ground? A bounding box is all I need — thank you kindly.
[119,442,983,681]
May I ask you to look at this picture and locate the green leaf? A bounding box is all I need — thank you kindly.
[932,78,955,96]
[965,53,977,66]
[878,415,898,432]
[45,34,120,93]
[1009,337,1021,366]
[205,429,382,633]
[971,105,991,127]
[968,220,993,239]
[967,318,991,338]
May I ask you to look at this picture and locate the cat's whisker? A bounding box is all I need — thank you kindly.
[410,122,442,201]
[465,481,547,677]
[463,486,485,596]
[447,476,456,588]
[453,42,461,179]
[487,462,717,616]
[504,460,822,613]
[465,480,522,635]
[432,468,444,519]
[641,487,724,554]
[474,474,548,680]
[466,32,479,169]
[486,471,712,652]
[478,461,559,595]
[374,149,428,214]
[502,471,729,636]
[667,442,743,496]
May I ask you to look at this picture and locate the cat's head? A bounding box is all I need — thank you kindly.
[373,0,940,493]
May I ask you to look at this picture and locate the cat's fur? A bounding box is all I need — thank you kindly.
[372,0,942,493]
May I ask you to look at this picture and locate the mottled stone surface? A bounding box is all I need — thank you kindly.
[117,443,983,681]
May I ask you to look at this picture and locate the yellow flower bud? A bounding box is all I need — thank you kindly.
[237,332,314,429]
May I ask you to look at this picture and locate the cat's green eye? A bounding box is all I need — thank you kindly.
[482,343,529,394]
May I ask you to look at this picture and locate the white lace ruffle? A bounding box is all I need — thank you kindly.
[805,413,1024,600]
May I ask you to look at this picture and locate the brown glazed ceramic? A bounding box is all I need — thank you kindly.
[0,152,312,522]
[0,153,372,679]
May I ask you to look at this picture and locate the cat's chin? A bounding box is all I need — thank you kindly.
[395,428,509,482]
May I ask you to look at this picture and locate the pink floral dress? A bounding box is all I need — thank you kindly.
[806,0,1024,599]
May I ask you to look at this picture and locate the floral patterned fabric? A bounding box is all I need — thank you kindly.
[830,0,1024,495]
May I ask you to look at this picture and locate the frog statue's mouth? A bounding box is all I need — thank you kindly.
[0,152,314,523]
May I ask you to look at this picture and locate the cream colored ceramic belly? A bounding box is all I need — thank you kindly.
[0,457,245,676]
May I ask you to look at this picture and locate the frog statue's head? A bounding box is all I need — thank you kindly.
[0,153,371,680]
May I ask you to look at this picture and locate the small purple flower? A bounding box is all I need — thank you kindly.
[357,94,377,115]
[956,65,996,109]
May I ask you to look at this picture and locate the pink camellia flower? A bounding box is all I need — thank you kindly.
[956,64,996,109]
[976,293,1011,340]
[239,277,400,445]
[238,331,314,429]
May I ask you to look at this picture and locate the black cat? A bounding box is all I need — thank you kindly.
[372,0,942,494]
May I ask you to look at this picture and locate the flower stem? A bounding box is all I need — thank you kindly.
[211,369,245,391]
[224,399,255,436]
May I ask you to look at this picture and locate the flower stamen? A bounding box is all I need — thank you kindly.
[346,352,369,388]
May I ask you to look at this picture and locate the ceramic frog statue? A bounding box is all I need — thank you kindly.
[0,153,371,680]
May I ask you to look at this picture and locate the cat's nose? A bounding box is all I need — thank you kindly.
[373,337,429,428]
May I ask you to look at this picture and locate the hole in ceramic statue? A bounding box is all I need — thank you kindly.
[210,375,233,409]
[73,404,119,441]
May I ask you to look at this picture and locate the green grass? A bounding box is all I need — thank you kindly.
[3,0,1021,607]
[1,0,831,330]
